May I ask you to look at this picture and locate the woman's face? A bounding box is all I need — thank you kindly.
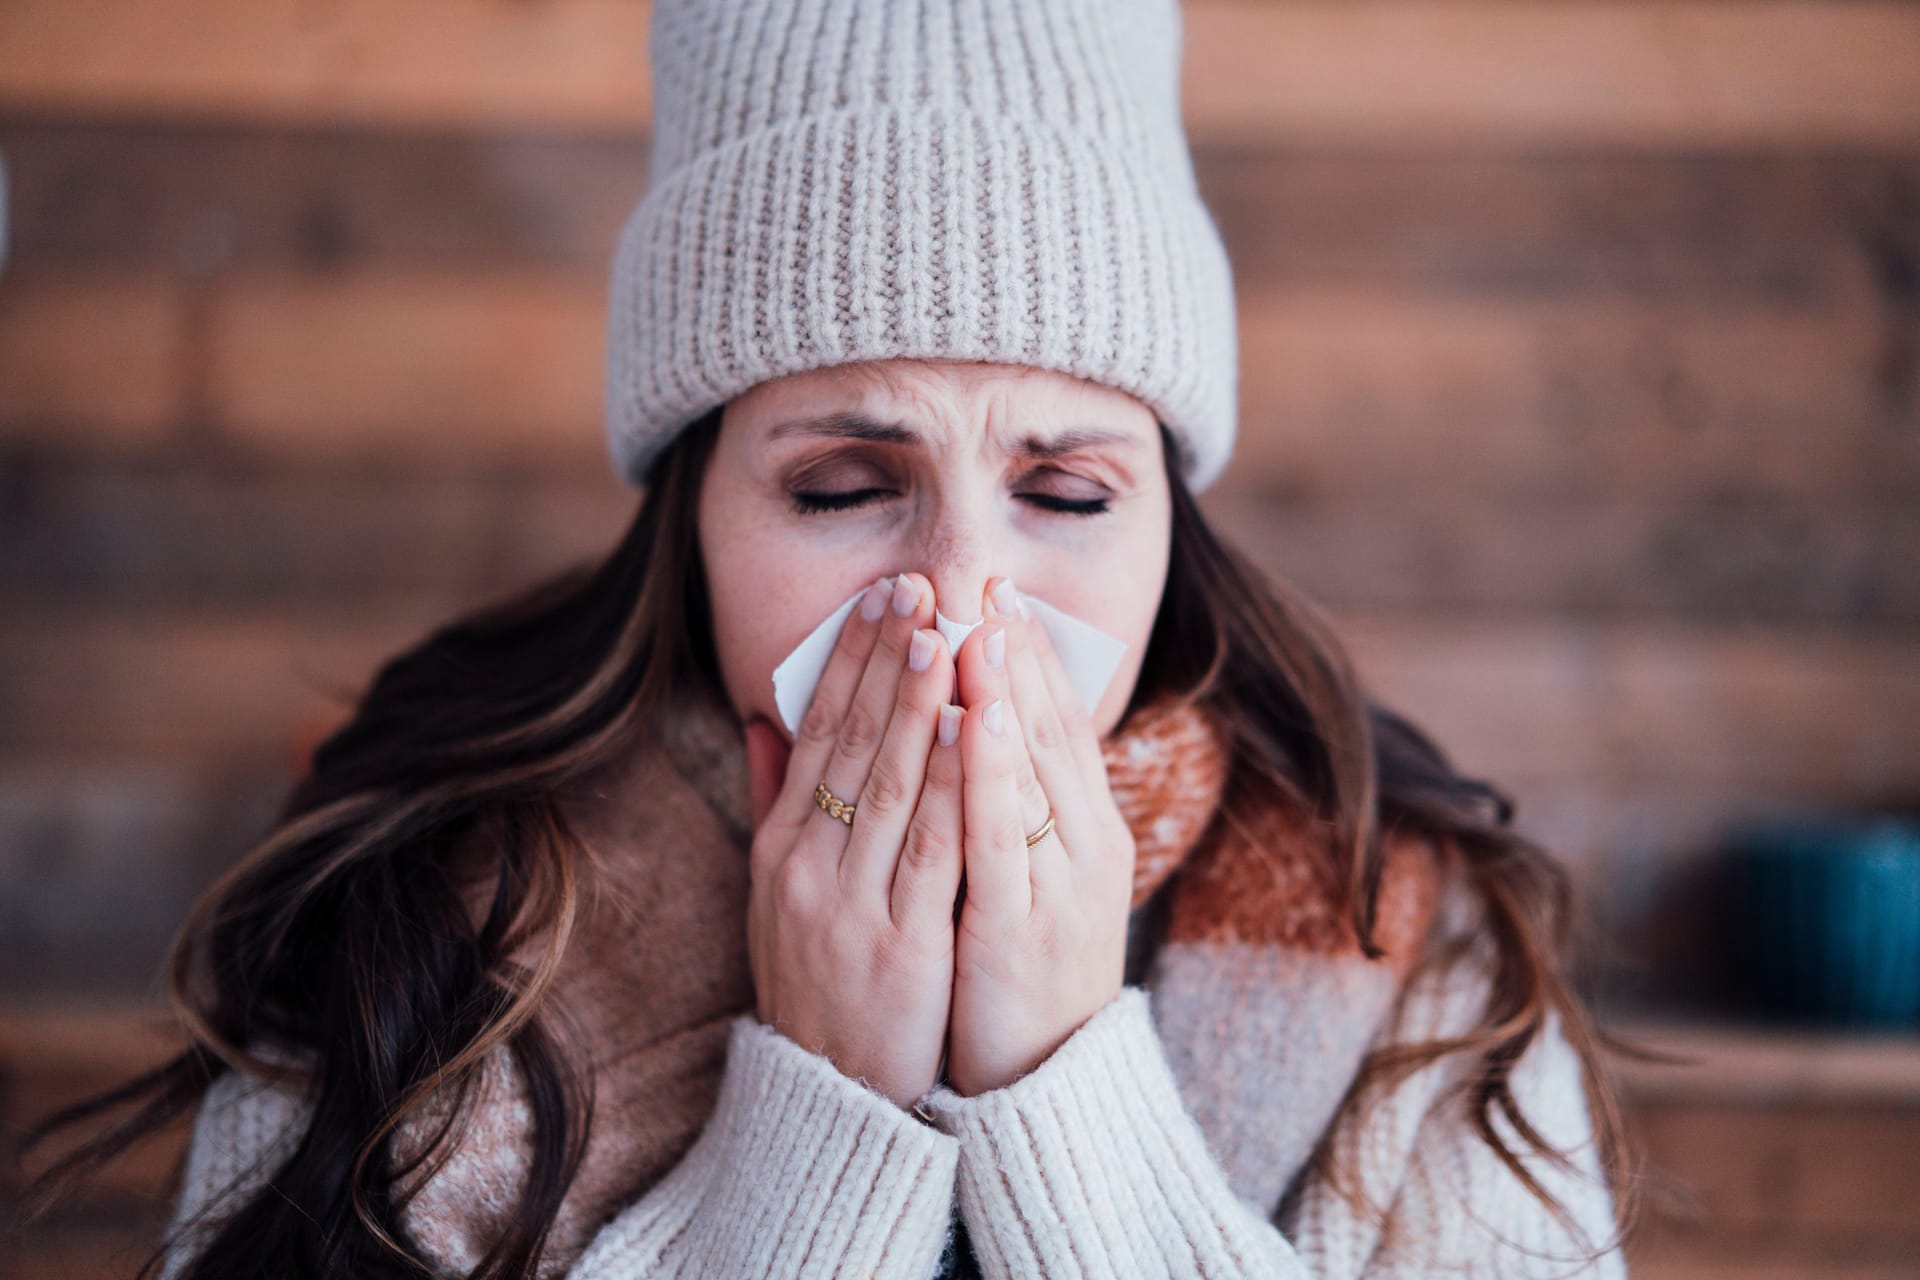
[698,358,1172,744]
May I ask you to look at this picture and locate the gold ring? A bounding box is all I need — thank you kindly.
[813,779,856,825]
[1024,811,1056,848]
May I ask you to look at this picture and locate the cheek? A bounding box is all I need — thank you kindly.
[1089,491,1169,611]
[699,483,795,721]
[698,486,879,725]
[1026,507,1169,737]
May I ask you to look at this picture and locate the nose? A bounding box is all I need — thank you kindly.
[916,509,997,625]
[923,561,992,626]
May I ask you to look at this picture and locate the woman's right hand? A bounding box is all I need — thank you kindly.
[741,572,966,1109]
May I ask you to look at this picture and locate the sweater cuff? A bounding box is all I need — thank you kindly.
[582,1013,959,1276]
[917,986,1275,1277]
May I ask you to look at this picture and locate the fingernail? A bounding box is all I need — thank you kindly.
[983,627,1005,670]
[891,575,920,617]
[908,629,936,672]
[983,699,1005,736]
[860,576,890,622]
[991,578,1026,620]
[938,704,962,746]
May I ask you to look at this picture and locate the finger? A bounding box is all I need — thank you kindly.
[1017,587,1110,791]
[893,702,965,933]
[953,603,1057,915]
[954,597,1053,851]
[765,575,891,839]
[967,690,1075,921]
[991,580,1105,854]
[816,572,935,839]
[842,624,952,900]
[958,694,1043,921]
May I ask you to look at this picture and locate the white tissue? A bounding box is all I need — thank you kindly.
[770,576,1127,736]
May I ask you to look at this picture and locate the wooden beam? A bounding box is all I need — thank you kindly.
[0,273,188,445]
[1201,489,1920,627]
[1,2,1916,146]
[11,267,1913,500]
[203,269,608,467]
[1226,287,1919,501]
[0,606,424,760]
[1631,1103,1920,1238]
[1618,1020,1920,1107]
[0,0,652,135]
[1184,1,1920,148]
[7,121,1910,304]
[1327,609,1920,792]
[0,452,634,612]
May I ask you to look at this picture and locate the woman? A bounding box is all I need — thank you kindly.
[26,1,1635,1276]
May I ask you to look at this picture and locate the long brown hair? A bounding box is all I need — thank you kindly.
[19,405,1637,1273]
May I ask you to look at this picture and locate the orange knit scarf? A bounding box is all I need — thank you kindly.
[1105,694,1438,962]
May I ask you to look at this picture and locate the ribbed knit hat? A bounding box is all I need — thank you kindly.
[604,0,1239,492]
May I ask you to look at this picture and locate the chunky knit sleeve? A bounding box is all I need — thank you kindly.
[917,984,1626,1280]
[159,1013,958,1279]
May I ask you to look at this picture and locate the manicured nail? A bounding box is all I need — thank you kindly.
[938,704,962,746]
[983,627,1005,670]
[891,575,920,617]
[908,629,936,672]
[991,578,1027,620]
[860,576,890,622]
[983,698,1005,736]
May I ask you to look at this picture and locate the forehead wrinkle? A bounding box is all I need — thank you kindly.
[766,360,1150,467]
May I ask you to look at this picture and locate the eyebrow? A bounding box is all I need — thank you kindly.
[766,411,1146,458]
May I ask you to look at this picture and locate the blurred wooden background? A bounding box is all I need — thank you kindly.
[3,1,1919,1277]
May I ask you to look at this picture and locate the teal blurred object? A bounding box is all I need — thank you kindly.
[1728,816,1920,1028]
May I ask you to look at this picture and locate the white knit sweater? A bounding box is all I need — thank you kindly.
[160,960,1625,1279]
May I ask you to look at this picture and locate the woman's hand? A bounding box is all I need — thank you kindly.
[943,577,1138,1097]
[742,572,967,1109]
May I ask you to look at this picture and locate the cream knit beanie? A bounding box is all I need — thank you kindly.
[604,0,1239,492]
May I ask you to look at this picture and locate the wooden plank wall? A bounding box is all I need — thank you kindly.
[3,2,1919,1277]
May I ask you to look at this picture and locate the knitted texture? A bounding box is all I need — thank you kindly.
[604,0,1241,492]
[158,683,1625,1278]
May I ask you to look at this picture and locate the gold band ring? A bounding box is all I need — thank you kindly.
[1024,811,1056,849]
[813,779,856,825]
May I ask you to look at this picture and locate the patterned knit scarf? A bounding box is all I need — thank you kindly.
[394,681,1444,1275]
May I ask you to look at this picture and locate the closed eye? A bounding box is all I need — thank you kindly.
[790,488,893,515]
[1020,493,1110,516]
[790,490,1110,517]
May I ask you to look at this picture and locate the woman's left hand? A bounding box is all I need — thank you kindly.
[943,576,1138,1097]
